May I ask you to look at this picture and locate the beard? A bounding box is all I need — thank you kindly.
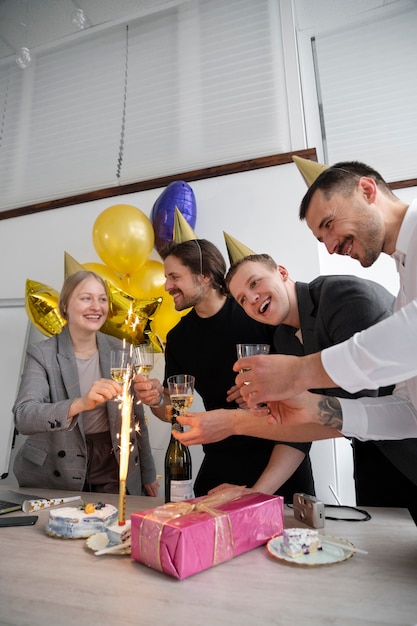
[353,201,384,268]
[170,282,205,311]
[358,219,384,267]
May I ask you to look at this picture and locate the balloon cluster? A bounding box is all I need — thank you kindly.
[25,183,197,348]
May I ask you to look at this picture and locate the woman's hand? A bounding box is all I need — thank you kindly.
[69,378,122,417]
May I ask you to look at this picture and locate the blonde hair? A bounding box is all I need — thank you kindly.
[58,270,108,319]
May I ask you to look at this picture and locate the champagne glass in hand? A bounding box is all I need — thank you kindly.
[167,374,195,416]
[110,348,133,402]
[134,343,155,405]
[236,343,270,407]
[236,344,270,382]
[134,343,154,378]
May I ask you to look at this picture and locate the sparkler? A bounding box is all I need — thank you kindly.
[118,310,144,524]
[118,347,133,526]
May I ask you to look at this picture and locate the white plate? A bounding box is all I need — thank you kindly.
[267,534,354,567]
[85,532,131,556]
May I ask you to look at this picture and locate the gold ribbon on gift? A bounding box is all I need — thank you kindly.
[138,490,240,573]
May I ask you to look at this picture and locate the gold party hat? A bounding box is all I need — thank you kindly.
[64,251,84,278]
[223,232,255,265]
[173,207,197,243]
[292,155,328,187]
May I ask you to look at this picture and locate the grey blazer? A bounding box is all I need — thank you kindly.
[13,326,156,494]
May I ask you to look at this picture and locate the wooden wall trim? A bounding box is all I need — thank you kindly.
[1,149,317,221]
[1,147,415,221]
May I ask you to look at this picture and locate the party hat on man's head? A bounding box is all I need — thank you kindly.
[173,206,197,243]
[223,232,256,265]
[292,155,328,187]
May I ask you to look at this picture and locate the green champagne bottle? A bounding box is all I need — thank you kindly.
[164,408,193,503]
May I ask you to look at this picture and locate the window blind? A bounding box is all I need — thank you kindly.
[312,3,417,181]
[0,0,290,213]
[109,0,291,183]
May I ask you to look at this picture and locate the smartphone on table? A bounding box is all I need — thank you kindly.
[0,515,38,527]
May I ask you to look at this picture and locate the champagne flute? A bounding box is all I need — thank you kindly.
[133,343,154,378]
[133,343,155,405]
[236,343,270,408]
[110,348,133,402]
[236,344,270,382]
[167,374,195,416]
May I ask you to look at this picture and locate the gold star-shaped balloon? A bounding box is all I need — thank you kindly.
[102,281,163,351]
[25,279,66,336]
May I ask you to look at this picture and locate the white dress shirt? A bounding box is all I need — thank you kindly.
[322,198,417,440]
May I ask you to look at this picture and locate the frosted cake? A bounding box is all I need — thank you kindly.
[282,528,322,558]
[45,502,118,539]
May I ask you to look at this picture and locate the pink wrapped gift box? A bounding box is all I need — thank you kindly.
[131,492,284,579]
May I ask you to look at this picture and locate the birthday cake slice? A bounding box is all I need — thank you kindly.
[46,502,118,539]
[282,528,322,558]
[106,519,131,545]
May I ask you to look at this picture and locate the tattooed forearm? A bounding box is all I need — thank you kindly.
[316,396,343,430]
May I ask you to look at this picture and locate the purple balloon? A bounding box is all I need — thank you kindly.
[151,181,197,253]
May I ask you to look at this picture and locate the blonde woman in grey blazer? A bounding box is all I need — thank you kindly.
[13,271,158,496]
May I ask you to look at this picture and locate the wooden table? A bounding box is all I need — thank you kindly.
[0,487,416,626]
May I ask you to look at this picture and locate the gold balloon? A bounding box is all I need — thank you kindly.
[25,279,65,336]
[121,260,166,300]
[92,204,154,276]
[102,281,163,351]
[151,295,190,345]
[82,262,123,288]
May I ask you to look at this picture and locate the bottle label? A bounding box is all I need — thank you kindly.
[170,479,193,502]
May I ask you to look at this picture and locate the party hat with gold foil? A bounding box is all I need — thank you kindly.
[292,155,328,187]
[223,232,256,265]
[173,206,197,243]
[64,251,84,278]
